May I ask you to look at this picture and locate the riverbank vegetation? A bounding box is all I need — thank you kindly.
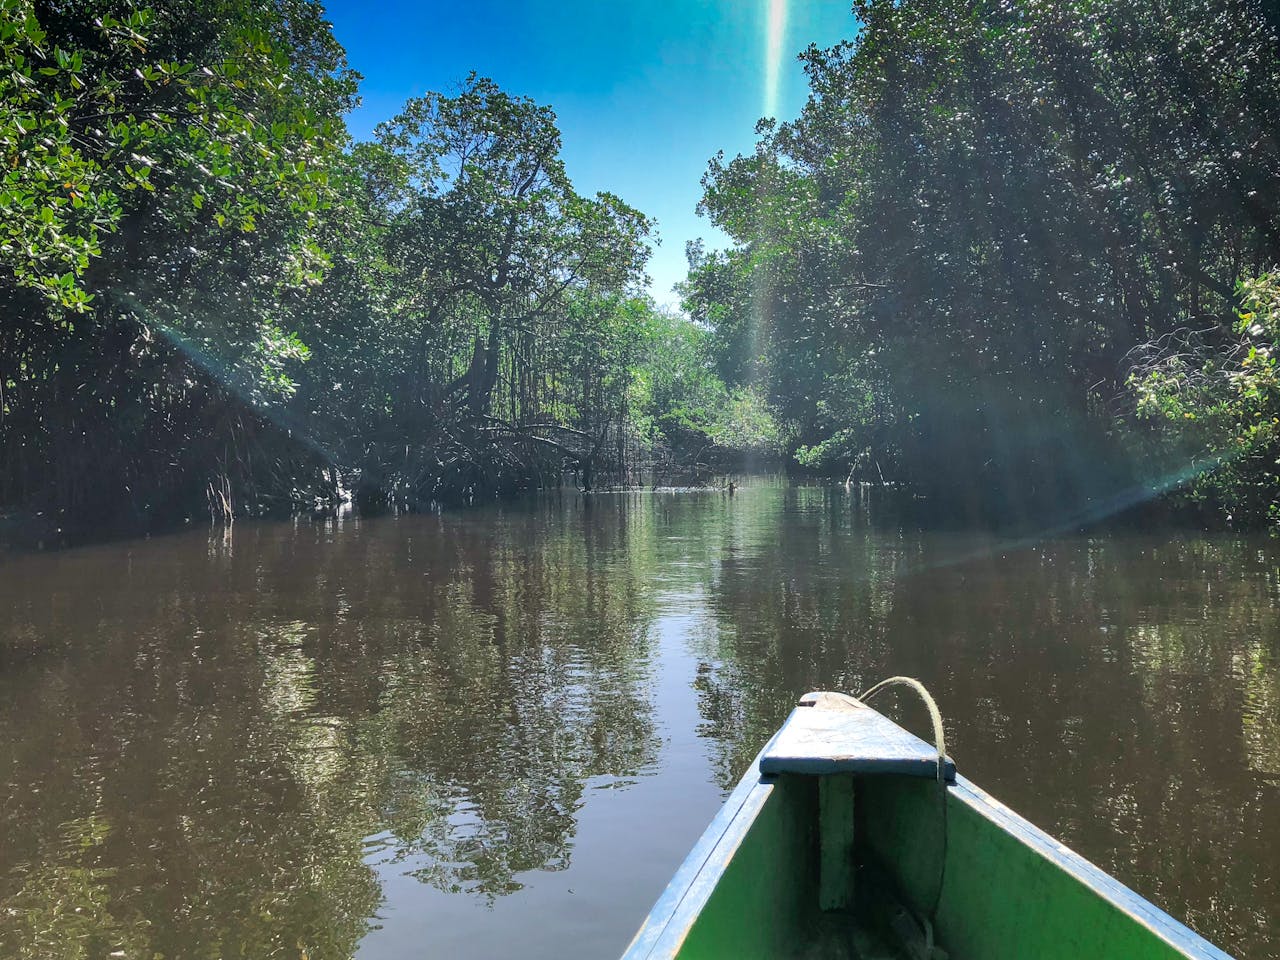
[0,0,770,539]
[4,0,1280,538]
[687,0,1280,528]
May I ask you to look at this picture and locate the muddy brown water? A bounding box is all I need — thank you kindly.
[1,482,1277,958]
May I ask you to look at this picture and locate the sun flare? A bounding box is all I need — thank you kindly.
[763,0,787,119]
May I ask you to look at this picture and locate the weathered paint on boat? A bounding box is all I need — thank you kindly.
[623,691,1235,960]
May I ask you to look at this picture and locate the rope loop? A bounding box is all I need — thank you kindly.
[858,675,949,786]
[857,675,951,934]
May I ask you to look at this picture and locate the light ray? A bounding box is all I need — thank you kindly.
[763,0,787,120]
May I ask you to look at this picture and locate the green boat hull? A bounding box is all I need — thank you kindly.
[623,692,1233,960]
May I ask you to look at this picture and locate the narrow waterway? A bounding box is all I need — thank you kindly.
[1,482,1276,958]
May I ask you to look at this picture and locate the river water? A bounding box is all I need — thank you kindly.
[0,482,1277,958]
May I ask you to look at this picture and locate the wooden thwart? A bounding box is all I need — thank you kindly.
[759,691,955,781]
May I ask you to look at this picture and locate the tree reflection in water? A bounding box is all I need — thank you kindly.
[691,487,1280,960]
[0,486,1277,958]
[0,497,661,957]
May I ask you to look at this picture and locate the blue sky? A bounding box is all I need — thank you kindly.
[324,0,859,305]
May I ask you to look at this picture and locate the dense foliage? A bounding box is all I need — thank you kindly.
[1129,273,1280,525]
[0,2,745,538]
[687,0,1280,527]
[1,0,358,532]
[6,0,1280,536]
